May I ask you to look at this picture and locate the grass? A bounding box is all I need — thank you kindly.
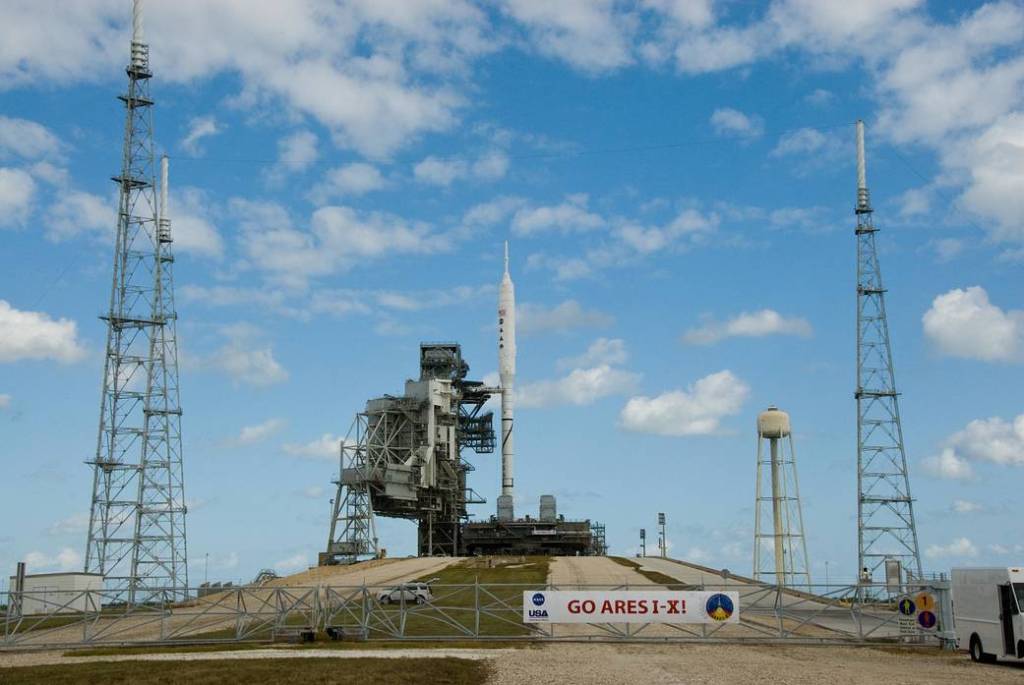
[344,556,550,639]
[0,657,489,685]
[65,639,534,657]
[609,557,692,589]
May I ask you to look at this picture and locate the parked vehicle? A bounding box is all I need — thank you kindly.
[952,567,1024,663]
[376,582,433,605]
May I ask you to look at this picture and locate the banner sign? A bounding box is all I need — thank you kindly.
[523,590,740,624]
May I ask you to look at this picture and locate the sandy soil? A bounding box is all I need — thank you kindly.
[490,643,1023,684]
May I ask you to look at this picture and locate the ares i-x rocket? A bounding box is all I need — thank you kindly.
[497,241,516,522]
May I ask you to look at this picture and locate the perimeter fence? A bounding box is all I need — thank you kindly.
[1,580,954,650]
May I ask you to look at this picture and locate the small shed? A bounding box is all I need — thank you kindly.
[7,572,104,615]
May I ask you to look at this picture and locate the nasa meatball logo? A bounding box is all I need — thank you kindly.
[531,592,546,607]
[705,593,734,622]
[527,592,549,619]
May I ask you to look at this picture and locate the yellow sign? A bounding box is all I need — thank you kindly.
[914,592,935,613]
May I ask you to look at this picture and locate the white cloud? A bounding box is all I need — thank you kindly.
[518,365,640,409]
[180,115,221,155]
[45,189,114,241]
[0,167,36,227]
[0,116,62,160]
[930,238,964,263]
[948,414,1024,466]
[231,418,287,446]
[683,309,813,345]
[47,512,90,536]
[921,447,975,480]
[24,547,82,572]
[204,324,288,387]
[266,130,319,184]
[300,485,325,499]
[511,194,605,235]
[558,337,628,370]
[517,300,613,335]
[170,188,224,258]
[922,286,1024,362]
[619,370,750,436]
[283,433,343,460]
[413,151,509,187]
[0,393,10,409]
[710,107,763,139]
[925,537,979,559]
[274,552,310,573]
[234,200,448,288]
[0,300,86,364]
[614,208,717,254]
[311,162,386,202]
[0,3,493,158]
[804,88,834,106]
[771,127,842,158]
[951,499,981,514]
[501,0,633,73]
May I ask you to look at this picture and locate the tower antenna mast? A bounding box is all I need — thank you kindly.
[854,120,922,584]
[85,0,189,603]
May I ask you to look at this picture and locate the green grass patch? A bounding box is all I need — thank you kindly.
[0,657,488,685]
[609,557,692,589]
[327,556,549,640]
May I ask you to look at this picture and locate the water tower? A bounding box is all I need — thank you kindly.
[753,406,811,588]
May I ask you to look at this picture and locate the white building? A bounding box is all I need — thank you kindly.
[7,572,104,615]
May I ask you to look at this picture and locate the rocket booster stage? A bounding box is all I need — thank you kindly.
[498,242,516,500]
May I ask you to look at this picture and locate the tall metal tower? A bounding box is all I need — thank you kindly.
[854,120,922,583]
[753,406,811,588]
[84,0,189,603]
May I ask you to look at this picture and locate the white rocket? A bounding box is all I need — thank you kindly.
[498,241,516,506]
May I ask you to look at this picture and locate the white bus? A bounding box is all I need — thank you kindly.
[952,567,1024,663]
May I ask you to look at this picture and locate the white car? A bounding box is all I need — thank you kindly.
[377,582,433,605]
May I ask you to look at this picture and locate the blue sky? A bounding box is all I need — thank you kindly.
[1,0,1022,586]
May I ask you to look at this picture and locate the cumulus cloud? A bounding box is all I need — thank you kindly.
[922,286,1024,362]
[169,188,224,258]
[311,163,386,202]
[511,194,605,235]
[0,300,86,363]
[24,547,82,572]
[233,200,449,288]
[230,418,287,447]
[413,151,508,187]
[180,115,221,156]
[518,365,640,409]
[948,414,1024,465]
[274,552,310,573]
[501,0,633,73]
[0,167,36,227]
[517,300,613,335]
[282,434,343,460]
[44,189,114,241]
[0,115,62,160]
[620,370,750,436]
[951,499,981,514]
[267,130,319,184]
[47,512,90,536]
[558,337,628,370]
[682,309,812,345]
[202,324,288,387]
[710,107,764,139]
[925,537,979,559]
[921,447,974,480]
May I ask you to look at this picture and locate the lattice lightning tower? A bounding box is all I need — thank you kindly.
[854,120,922,583]
[84,0,189,603]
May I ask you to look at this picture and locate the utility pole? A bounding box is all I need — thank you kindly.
[854,120,923,585]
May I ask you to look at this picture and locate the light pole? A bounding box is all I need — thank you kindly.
[657,513,666,559]
[640,529,646,557]
[204,553,209,585]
